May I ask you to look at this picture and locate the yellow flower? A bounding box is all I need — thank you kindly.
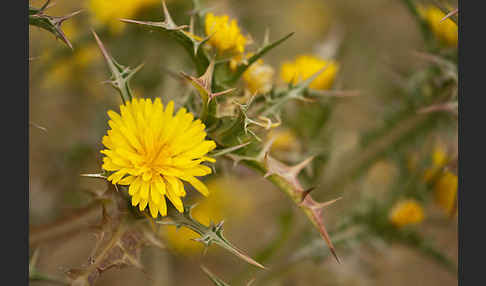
[164,177,252,254]
[87,0,157,34]
[101,98,217,218]
[280,55,339,90]
[423,144,448,182]
[205,13,247,55]
[418,5,458,47]
[389,199,425,227]
[242,60,275,94]
[434,171,458,216]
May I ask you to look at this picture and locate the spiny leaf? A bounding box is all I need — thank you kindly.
[180,60,235,124]
[201,266,231,286]
[180,60,235,103]
[92,30,143,104]
[224,133,275,166]
[120,0,209,74]
[262,153,341,263]
[256,66,333,119]
[120,3,187,31]
[228,32,294,84]
[29,2,83,49]
[158,205,265,269]
[209,142,251,157]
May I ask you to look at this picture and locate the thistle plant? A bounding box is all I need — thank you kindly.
[29,0,458,285]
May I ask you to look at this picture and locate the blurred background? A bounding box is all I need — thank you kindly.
[29,0,457,285]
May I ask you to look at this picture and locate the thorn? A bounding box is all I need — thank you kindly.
[119,0,188,31]
[300,187,316,203]
[80,173,107,179]
[91,29,111,66]
[211,88,236,100]
[290,156,314,177]
[29,122,48,132]
[440,8,458,22]
[119,18,188,31]
[39,0,52,12]
[214,220,225,232]
[329,247,341,264]
[161,0,176,27]
[57,9,84,23]
[258,138,275,161]
[313,197,342,209]
[263,27,270,46]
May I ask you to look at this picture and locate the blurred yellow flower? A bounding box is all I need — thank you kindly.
[164,177,252,254]
[389,199,425,227]
[268,128,299,152]
[61,20,79,40]
[287,0,331,39]
[101,98,216,218]
[42,43,100,88]
[205,13,247,55]
[280,55,339,90]
[242,60,275,94]
[418,5,458,47]
[423,144,448,182]
[87,0,158,34]
[434,171,457,216]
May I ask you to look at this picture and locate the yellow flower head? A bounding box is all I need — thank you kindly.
[389,199,425,227]
[418,5,458,47]
[101,98,216,218]
[242,60,275,94]
[205,13,247,55]
[164,177,252,254]
[434,171,458,216]
[280,55,339,90]
[87,0,157,34]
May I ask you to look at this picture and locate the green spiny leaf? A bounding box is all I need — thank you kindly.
[209,142,251,157]
[29,1,82,49]
[226,32,294,84]
[120,1,210,74]
[158,205,265,269]
[92,30,143,104]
